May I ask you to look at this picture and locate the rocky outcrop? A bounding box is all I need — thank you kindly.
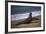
[15,13,32,25]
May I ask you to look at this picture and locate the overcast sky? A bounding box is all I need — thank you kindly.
[11,5,41,15]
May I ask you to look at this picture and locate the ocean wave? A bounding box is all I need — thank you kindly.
[11,11,41,21]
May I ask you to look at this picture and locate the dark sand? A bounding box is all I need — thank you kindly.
[11,16,41,28]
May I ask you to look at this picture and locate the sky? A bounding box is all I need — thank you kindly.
[11,5,41,15]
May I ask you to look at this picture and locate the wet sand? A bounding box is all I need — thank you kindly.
[11,16,41,28]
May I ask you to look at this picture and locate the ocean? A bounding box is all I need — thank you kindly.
[11,11,41,21]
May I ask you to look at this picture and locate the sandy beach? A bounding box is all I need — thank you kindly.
[11,16,41,28]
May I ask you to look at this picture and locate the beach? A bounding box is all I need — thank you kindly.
[11,16,41,28]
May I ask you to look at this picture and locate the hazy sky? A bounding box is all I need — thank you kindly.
[11,5,41,15]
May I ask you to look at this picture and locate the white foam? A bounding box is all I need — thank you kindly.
[11,11,41,21]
